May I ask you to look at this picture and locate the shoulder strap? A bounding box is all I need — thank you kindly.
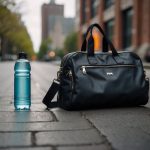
[42,79,60,108]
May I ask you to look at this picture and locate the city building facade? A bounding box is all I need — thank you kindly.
[76,0,150,58]
[41,0,75,50]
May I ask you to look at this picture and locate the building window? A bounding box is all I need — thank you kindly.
[82,1,86,24]
[104,0,114,9]
[105,19,114,41]
[122,8,133,49]
[91,0,98,18]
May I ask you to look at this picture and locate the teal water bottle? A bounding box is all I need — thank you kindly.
[14,52,31,110]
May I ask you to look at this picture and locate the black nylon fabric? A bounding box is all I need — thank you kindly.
[57,51,149,110]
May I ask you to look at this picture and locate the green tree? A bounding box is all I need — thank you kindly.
[55,48,65,58]
[0,0,15,7]
[0,1,34,59]
[38,38,52,60]
[64,32,78,53]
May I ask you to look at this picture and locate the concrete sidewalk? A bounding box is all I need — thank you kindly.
[0,62,112,150]
[0,62,150,150]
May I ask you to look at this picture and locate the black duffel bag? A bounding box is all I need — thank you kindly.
[43,23,149,110]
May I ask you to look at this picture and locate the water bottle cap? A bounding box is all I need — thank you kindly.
[18,52,27,59]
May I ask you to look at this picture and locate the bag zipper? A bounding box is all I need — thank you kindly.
[81,64,136,75]
[67,70,74,90]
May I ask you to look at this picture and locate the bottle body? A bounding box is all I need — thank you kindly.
[14,59,31,110]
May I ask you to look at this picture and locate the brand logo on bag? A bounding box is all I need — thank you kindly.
[107,72,113,76]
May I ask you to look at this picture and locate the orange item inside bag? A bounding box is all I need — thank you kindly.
[93,29,101,52]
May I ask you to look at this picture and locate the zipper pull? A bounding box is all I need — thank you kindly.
[68,70,72,78]
[68,70,74,90]
[81,66,86,75]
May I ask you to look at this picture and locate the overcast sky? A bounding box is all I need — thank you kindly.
[16,0,76,52]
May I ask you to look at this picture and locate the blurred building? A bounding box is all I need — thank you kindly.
[41,0,75,49]
[76,0,150,58]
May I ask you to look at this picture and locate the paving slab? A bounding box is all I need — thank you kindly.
[0,99,13,105]
[0,112,54,123]
[57,144,112,150]
[0,121,92,132]
[83,107,150,150]
[0,104,46,112]
[36,129,105,146]
[0,148,52,150]
[0,132,31,147]
[0,98,43,105]
[83,107,150,128]
[98,127,150,150]
[51,109,84,122]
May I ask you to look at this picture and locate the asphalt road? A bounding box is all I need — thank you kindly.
[1,61,150,150]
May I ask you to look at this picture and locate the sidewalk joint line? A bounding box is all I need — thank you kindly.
[0,128,93,133]
[0,142,110,149]
[49,110,58,122]
[31,131,37,146]
[81,112,116,150]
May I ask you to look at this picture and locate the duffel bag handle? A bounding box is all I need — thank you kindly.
[81,23,118,56]
[81,24,108,54]
[90,24,118,56]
